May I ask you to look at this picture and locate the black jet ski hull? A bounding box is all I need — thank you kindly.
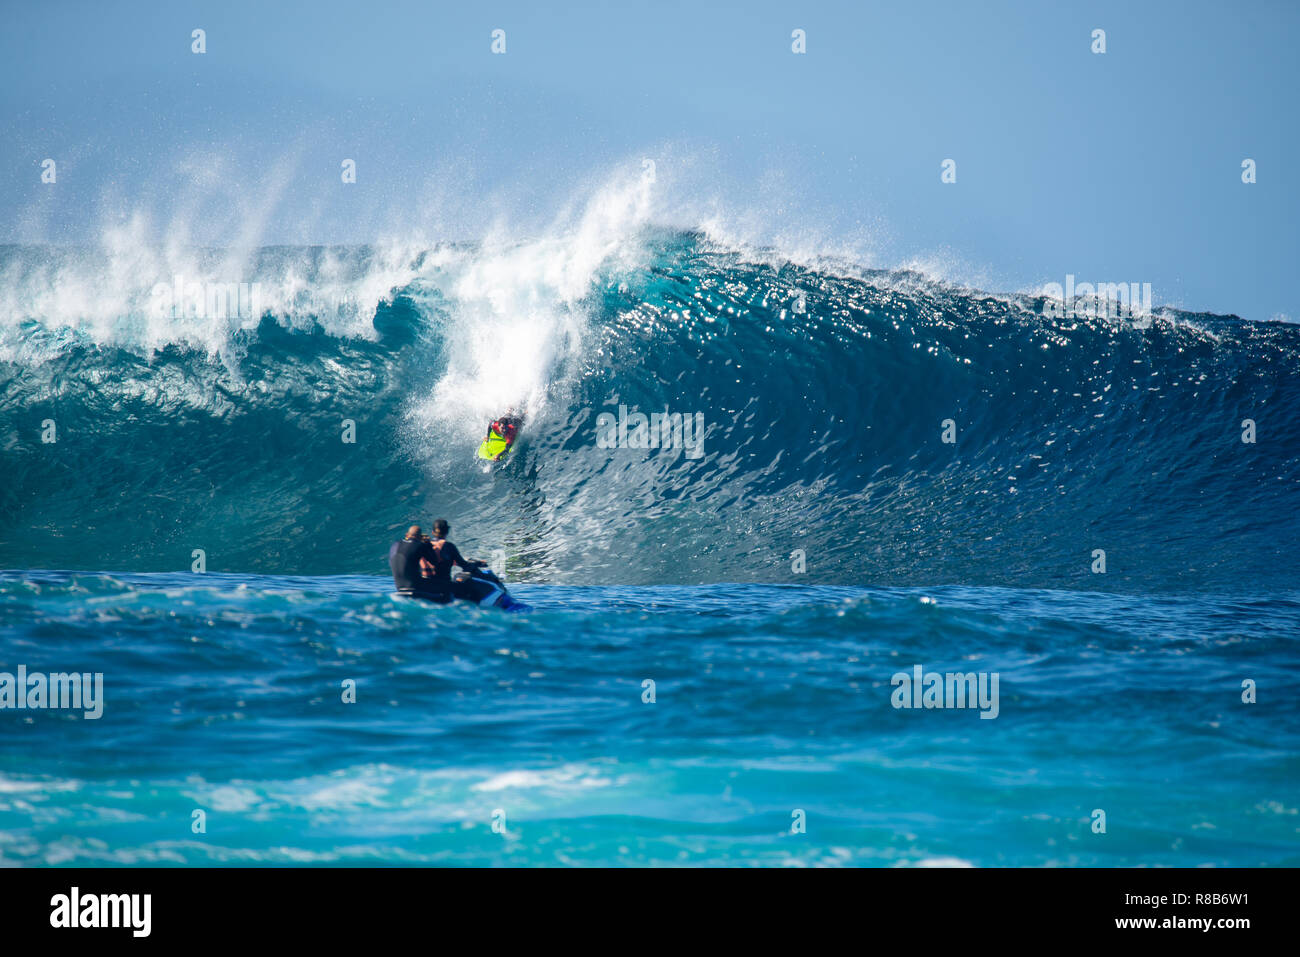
[393,568,531,613]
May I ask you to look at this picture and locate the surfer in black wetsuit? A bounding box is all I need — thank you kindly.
[388,525,447,602]
[426,519,488,601]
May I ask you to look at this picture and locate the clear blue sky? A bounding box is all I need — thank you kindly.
[3,0,1297,319]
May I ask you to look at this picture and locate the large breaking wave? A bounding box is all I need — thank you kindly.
[2,182,1297,591]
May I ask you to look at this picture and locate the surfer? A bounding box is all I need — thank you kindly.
[478,412,523,461]
[388,525,448,602]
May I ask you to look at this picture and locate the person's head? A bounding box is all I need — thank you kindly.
[432,519,450,538]
[404,525,422,541]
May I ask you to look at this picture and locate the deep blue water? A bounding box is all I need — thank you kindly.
[1,234,1297,866]
[0,571,1296,866]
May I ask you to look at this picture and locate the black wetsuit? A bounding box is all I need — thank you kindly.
[427,538,481,599]
[388,538,446,601]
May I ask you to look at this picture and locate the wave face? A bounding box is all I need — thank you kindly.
[2,231,1298,590]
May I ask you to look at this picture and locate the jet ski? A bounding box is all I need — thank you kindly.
[392,566,531,613]
[452,566,531,612]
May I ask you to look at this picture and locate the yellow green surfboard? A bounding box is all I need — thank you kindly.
[477,432,511,461]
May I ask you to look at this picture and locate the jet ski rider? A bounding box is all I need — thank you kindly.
[388,525,445,601]
[425,519,489,602]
